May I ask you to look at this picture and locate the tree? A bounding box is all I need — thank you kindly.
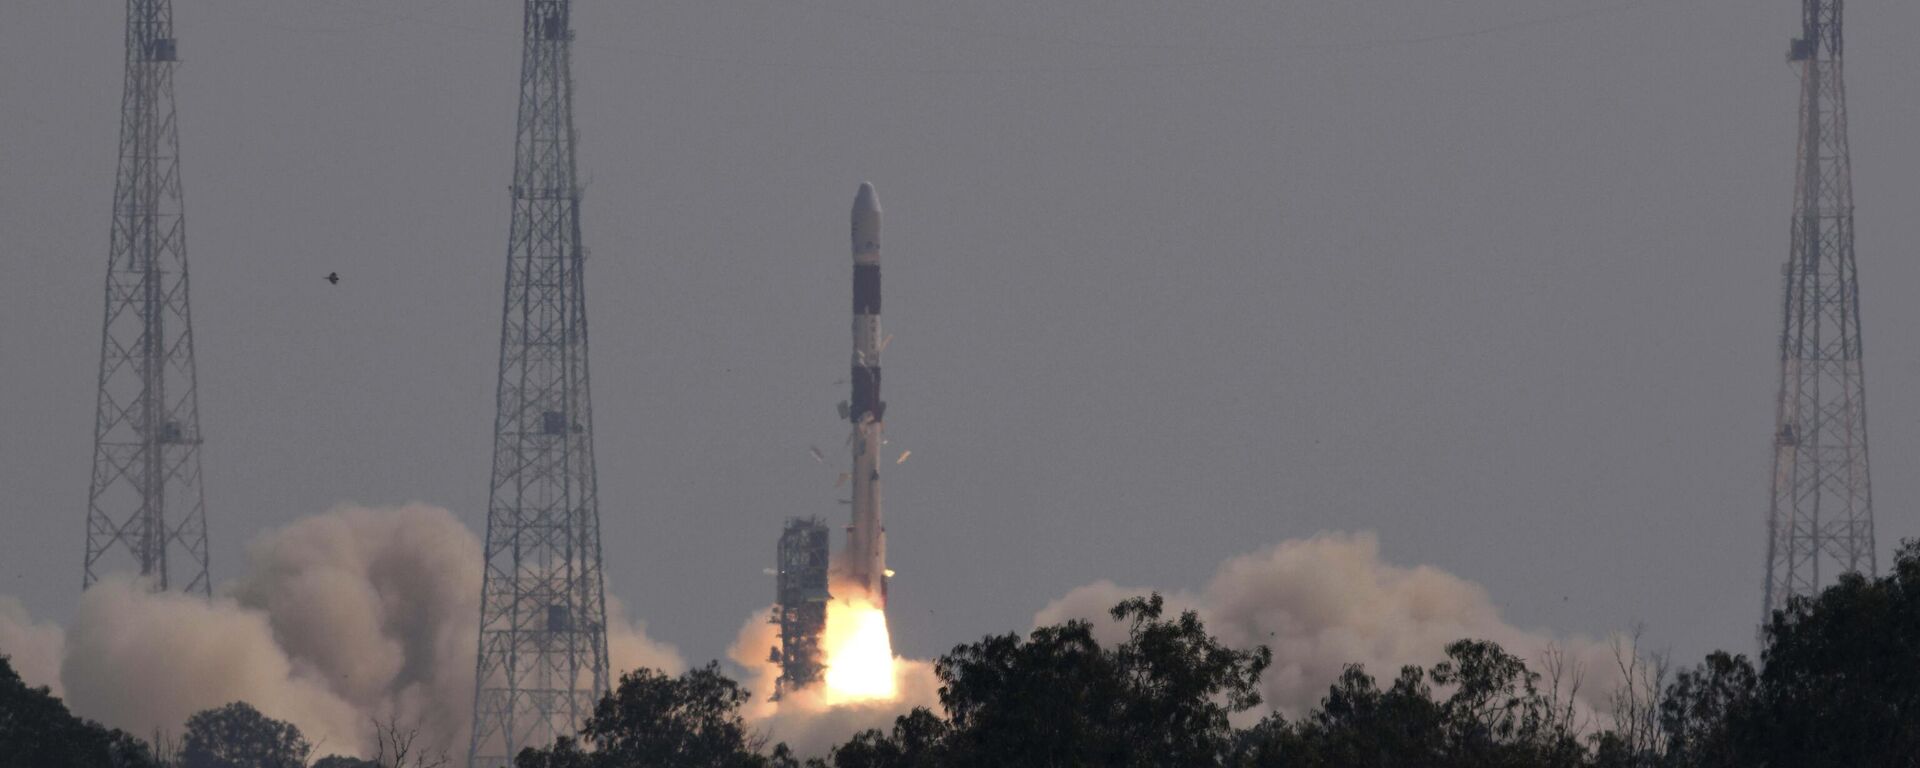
[1655,650,1757,768]
[1233,641,1589,768]
[928,593,1270,767]
[311,717,448,768]
[1254,664,1447,767]
[827,709,947,768]
[313,757,380,768]
[179,701,312,768]
[1650,540,1920,768]
[515,662,773,768]
[0,655,156,768]
[369,715,450,768]
[1430,639,1585,768]
[1588,630,1667,768]
[513,736,593,768]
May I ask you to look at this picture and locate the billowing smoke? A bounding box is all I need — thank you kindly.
[0,595,65,698]
[0,503,683,759]
[722,531,1624,758]
[1,521,1626,760]
[1035,531,1621,720]
[61,575,368,751]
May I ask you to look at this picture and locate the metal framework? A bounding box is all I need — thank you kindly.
[1763,0,1875,617]
[467,2,609,765]
[772,517,830,699]
[84,0,210,598]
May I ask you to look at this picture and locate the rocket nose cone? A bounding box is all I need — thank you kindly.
[852,182,881,260]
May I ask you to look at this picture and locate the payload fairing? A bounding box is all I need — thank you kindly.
[846,182,888,607]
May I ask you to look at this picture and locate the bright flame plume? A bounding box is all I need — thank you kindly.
[821,595,897,703]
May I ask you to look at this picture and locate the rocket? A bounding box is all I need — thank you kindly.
[845,182,888,607]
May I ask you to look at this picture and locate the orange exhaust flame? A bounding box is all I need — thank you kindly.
[821,594,897,703]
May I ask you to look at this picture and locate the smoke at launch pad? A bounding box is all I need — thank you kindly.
[0,499,1628,760]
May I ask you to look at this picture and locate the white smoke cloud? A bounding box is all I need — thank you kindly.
[0,521,1629,761]
[0,503,683,760]
[60,575,369,752]
[0,595,66,697]
[720,530,1626,759]
[1035,531,1622,721]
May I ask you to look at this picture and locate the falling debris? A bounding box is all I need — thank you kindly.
[896,451,911,465]
[808,445,827,464]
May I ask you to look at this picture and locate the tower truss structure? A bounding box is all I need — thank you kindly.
[772,517,830,699]
[1763,0,1875,617]
[84,0,210,598]
[468,2,610,765]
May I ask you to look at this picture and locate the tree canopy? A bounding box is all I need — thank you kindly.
[0,655,154,768]
[8,541,1920,767]
[514,662,772,768]
[179,701,312,768]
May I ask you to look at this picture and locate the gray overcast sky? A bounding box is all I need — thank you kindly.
[4,0,1919,668]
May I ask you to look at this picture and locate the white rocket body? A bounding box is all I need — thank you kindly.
[847,182,887,607]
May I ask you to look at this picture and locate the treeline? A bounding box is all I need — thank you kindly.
[0,669,437,768]
[6,543,1918,767]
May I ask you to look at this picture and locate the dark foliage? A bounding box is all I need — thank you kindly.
[841,593,1270,768]
[10,543,1920,768]
[514,662,775,768]
[1229,640,1585,768]
[1654,539,1920,768]
[179,701,312,768]
[313,757,382,768]
[0,655,155,768]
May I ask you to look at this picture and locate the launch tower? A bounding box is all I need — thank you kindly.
[772,517,830,698]
[467,2,610,765]
[83,0,211,598]
[1763,0,1876,617]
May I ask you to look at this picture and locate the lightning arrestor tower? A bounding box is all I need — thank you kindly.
[468,2,610,765]
[1763,0,1876,618]
[84,0,210,598]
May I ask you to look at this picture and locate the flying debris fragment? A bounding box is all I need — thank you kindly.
[808,445,827,464]
[896,451,911,465]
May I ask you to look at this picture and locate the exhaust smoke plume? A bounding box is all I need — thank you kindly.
[722,531,1625,757]
[0,596,65,698]
[1,519,1627,760]
[1036,531,1622,719]
[0,503,682,760]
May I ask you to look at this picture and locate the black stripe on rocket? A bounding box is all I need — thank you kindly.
[851,263,883,424]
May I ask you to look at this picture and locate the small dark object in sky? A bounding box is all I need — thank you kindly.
[325,272,339,285]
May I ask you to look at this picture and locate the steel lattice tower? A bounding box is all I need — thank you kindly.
[83,0,210,598]
[468,2,609,765]
[1763,0,1875,617]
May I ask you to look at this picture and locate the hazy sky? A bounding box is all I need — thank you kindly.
[4,0,1920,670]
